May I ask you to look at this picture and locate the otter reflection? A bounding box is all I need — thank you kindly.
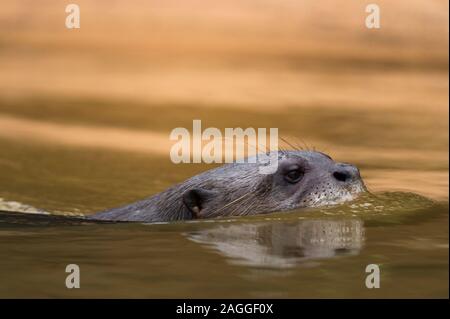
[186,219,364,269]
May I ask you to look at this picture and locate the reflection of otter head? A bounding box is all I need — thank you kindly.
[186,219,364,268]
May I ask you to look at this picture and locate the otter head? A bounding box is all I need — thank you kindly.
[182,150,366,219]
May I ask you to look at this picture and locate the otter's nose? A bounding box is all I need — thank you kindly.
[332,164,360,183]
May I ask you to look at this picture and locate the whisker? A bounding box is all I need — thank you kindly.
[216,135,272,159]
[280,136,299,151]
[298,138,310,151]
[291,137,305,151]
[212,191,254,216]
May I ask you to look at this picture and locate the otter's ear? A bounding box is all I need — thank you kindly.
[182,188,216,218]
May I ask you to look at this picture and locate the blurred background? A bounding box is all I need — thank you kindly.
[0,0,448,299]
[0,0,448,213]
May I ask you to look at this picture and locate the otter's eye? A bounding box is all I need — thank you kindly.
[284,169,304,183]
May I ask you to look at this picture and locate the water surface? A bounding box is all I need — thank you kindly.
[0,100,448,298]
[0,0,448,298]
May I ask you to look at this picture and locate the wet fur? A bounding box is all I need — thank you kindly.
[90,151,365,222]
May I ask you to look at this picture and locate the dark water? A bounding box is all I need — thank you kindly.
[0,193,447,298]
[0,100,448,298]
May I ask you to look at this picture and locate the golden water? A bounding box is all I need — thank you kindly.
[0,98,448,298]
[0,0,447,299]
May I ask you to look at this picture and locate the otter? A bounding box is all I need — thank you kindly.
[90,150,366,222]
